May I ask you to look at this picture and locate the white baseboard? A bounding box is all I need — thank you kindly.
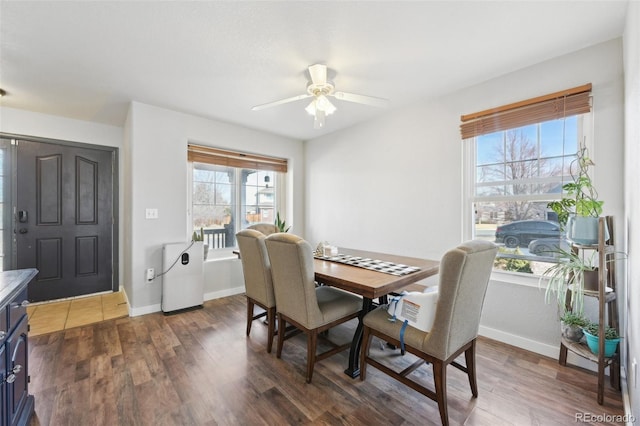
[127,286,245,317]
[479,325,598,372]
[479,325,559,358]
[204,286,245,301]
[129,303,161,317]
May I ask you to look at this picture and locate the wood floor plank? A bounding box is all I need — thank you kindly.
[28,294,624,425]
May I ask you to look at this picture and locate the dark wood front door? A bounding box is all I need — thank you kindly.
[15,140,115,302]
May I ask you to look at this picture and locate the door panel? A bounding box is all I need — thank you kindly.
[36,238,62,280]
[77,156,98,224]
[37,155,62,225]
[16,140,114,302]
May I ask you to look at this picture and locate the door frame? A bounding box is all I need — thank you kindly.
[0,132,119,293]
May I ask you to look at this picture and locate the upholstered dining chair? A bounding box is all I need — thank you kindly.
[264,233,363,383]
[360,240,497,426]
[236,229,277,353]
[247,223,278,236]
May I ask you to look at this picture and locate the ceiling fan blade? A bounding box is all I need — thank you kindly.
[308,64,327,86]
[332,91,390,108]
[251,94,312,111]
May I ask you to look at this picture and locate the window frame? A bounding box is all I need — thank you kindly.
[187,160,286,260]
[463,111,593,278]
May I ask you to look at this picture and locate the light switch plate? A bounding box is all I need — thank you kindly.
[145,208,158,219]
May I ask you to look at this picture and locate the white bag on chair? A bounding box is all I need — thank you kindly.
[387,287,438,332]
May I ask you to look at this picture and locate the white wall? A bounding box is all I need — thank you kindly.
[125,102,304,315]
[305,39,625,363]
[624,0,640,420]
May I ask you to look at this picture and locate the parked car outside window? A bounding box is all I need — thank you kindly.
[494,220,562,248]
[528,237,570,257]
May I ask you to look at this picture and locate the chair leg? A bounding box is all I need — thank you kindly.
[266,307,276,353]
[276,314,285,358]
[360,326,372,381]
[306,330,318,383]
[465,341,478,397]
[432,360,449,426]
[246,299,254,336]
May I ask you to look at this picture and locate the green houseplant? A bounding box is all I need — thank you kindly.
[540,248,598,315]
[274,212,290,233]
[582,322,620,357]
[192,227,209,260]
[560,311,588,342]
[192,227,204,242]
[547,142,604,244]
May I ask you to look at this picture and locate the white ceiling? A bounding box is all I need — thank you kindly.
[0,1,629,141]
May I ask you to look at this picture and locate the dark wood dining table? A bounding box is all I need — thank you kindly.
[314,248,440,378]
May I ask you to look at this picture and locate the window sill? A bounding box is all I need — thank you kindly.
[490,269,545,289]
[204,249,240,263]
[204,255,239,263]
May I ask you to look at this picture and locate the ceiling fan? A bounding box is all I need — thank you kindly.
[251,64,390,129]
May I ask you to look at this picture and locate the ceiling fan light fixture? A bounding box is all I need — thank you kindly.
[314,110,326,129]
[251,63,389,130]
[305,99,317,116]
[316,95,336,115]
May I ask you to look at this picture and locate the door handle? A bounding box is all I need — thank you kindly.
[19,228,28,234]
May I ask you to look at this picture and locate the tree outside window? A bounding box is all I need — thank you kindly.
[472,117,582,273]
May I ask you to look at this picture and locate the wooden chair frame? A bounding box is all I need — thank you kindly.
[277,311,360,383]
[361,326,478,426]
[246,296,277,353]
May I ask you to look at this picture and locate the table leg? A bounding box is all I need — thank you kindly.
[344,297,374,378]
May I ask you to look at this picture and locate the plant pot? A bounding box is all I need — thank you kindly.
[567,216,598,245]
[583,329,620,357]
[567,215,609,245]
[583,268,599,292]
[561,321,584,342]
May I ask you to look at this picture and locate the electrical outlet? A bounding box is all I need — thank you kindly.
[146,268,155,282]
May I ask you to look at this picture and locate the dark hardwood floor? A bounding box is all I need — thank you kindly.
[28,294,624,425]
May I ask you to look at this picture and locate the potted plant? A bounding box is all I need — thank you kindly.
[274,212,290,233]
[547,142,604,245]
[560,311,588,342]
[582,322,620,357]
[540,248,599,315]
[192,227,209,260]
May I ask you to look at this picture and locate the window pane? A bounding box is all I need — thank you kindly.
[192,162,280,253]
[216,170,232,184]
[215,183,232,204]
[241,168,276,227]
[477,132,503,165]
[506,126,537,161]
[244,186,258,205]
[192,163,235,252]
[471,115,585,274]
[477,164,504,183]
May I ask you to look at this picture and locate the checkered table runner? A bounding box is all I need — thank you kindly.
[315,253,421,276]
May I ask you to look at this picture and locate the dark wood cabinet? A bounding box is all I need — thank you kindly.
[0,270,37,426]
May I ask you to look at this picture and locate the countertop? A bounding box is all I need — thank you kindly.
[0,269,38,307]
